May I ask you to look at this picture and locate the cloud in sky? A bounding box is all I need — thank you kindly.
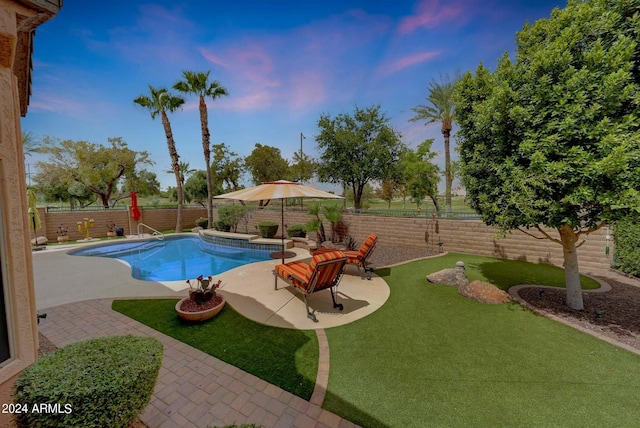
[398,0,467,34]
[377,51,442,77]
[199,8,392,112]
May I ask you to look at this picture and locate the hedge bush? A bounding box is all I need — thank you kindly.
[195,217,209,228]
[286,224,306,238]
[612,215,640,277]
[13,335,163,428]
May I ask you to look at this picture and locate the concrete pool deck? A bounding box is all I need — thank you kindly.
[33,237,390,329]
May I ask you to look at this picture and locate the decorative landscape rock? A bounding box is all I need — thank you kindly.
[459,280,511,304]
[426,261,468,287]
[30,236,48,245]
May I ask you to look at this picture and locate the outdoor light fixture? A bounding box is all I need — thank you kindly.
[538,289,545,298]
[37,313,47,324]
[594,309,602,321]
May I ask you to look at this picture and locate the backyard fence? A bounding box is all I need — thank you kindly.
[34,205,614,275]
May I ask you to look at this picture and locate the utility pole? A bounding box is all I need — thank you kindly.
[299,132,305,184]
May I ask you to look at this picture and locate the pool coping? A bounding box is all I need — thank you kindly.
[33,233,391,330]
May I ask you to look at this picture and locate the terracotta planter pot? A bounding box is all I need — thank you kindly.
[107,231,116,238]
[57,235,69,243]
[175,294,225,323]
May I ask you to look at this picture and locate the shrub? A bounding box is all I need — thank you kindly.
[13,335,163,428]
[218,205,252,232]
[258,221,279,238]
[213,220,231,232]
[343,235,358,251]
[286,224,306,238]
[195,217,209,228]
[612,215,640,277]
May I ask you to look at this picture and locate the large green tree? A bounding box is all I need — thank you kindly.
[410,72,459,215]
[316,104,405,209]
[36,137,151,208]
[134,86,185,231]
[399,140,440,212]
[174,71,228,228]
[454,0,640,310]
[244,143,290,185]
[120,169,161,197]
[211,143,244,193]
[184,170,208,205]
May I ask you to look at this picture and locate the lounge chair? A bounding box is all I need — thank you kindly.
[274,250,347,322]
[342,233,377,278]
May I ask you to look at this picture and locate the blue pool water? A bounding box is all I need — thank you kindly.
[69,236,272,281]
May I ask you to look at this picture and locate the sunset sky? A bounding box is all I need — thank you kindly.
[22,0,564,191]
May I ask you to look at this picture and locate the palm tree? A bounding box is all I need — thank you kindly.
[165,161,196,184]
[174,71,228,229]
[410,72,459,215]
[134,85,186,231]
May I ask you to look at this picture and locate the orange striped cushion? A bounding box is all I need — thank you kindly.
[358,234,377,258]
[314,260,345,291]
[275,261,310,287]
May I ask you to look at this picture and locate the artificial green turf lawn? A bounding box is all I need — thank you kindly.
[395,252,602,291]
[111,299,318,400]
[324,254,640,427]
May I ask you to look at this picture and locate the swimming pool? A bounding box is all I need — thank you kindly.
[69,235,273,281]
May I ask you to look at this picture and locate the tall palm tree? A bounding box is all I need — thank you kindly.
[134,85,186,231]
[165,161,196,184]
[410,72,459,215]
[174,71,228,229]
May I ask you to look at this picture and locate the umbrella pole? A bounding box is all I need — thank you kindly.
[281,199,285,264]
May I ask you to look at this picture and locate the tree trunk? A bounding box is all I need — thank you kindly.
[559,225,583,310]
[199,96,213,229]
[443,128,452,216]
[161,111,183,232]
[429,195,440,213]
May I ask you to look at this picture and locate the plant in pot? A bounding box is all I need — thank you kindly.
[258,221,279,238]
[56,224,69,243]
[106,221,117,238]
[175,275,225,323]
[286,224,307,238]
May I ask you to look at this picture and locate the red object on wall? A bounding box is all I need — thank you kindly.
[130,191,141,221]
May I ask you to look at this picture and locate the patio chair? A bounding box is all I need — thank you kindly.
[342,233,377,279]
[274,250,347,322]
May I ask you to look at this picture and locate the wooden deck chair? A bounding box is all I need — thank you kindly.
[342,233,377,279]
[274,250,347,322]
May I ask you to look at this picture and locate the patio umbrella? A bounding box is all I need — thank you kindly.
[130,191,141,221]
[214,180,343,263]
[27,189,41,247]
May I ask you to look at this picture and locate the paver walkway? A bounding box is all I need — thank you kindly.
[38,298,359,428]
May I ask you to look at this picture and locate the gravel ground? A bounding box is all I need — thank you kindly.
[367,244,438,268]
[516,277,640,352]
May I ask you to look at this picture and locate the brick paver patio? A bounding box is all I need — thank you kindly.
[37,298,359,428]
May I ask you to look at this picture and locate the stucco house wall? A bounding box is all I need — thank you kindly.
[0,0,61,389]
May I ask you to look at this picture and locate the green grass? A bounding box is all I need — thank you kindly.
[112,255,634,427]
[323,256,640,427]
[111,299,318,399]
[395,252,601,291]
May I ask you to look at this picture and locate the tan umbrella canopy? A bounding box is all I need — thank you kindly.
[214,180,343,262]
[27,189,41,247]
[214,180,342,201]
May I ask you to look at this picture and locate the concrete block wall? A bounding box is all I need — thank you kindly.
[38,206,613,274]
[243,210,613,274]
